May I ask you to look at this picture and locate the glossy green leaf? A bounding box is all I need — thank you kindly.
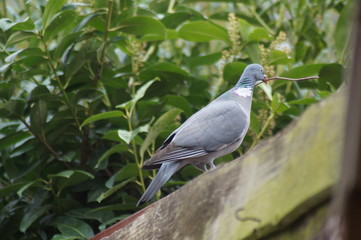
[20,204,52,232]
[43,0,66,28]
[44,10,79,41]
[116,78,158,111]
[96,178,134,203]
[102,130,123,142]
[189,53,222,68]
[95,144,128,168]
[64,48,85,79]
[161,12,193,29]
[61,31,96,64]
[0,17,35,31]
[259,83,273,100]
[98,215,130,231]
[117,126,147,145]
[0,131,31,150]
[74,11,105,32]
[250,111,260,134]
[281,64,326,78]
[8,56,47,69]
[58,151,76,163]
[271,93,290,114]
[271,92,280,112]
[6,31,37,46]
[17,180,42,197]
[0,182,29,198]
[223,62,247,84]
[0,99,26,118]
[238,19,254,41]
[266,50,293,65]
[53,32,82,60]
[80,111,124,129]
[5,48,44,63]
[3,156,20,180]
[49,170,94,192]
[165,95,192,117]
[117,16,166,41]
[249,28,272,42]
[178,21,229,43]
[166,29,178,40]
[144,62,189,76]
[53,216,94,238]
[51,234,80,240]
[88,204,135,213]
[30,100,48,135]
[318,63,343,90]
[29,85,51,102]
[140,108,182,158]
[66,207,112,222]
[317,90,332,99]
[174,6,205,19]
[244,43,261,63]
[105,163,138,188]
[11,18,35,30]
[0,18,14,31]
[335,2,353,61]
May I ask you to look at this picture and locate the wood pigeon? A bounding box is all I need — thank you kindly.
[137,64,267,206]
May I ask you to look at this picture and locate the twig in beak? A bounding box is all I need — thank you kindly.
[263,74,268,84]
[255,75,319,86]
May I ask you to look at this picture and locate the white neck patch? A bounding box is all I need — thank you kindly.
[234,88,252,97]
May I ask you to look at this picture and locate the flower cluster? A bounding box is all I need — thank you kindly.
[130,40,146,74]
[270,31,287,51]
[259,44,276,77]
[228,13,241,56]
[259,31,289,76]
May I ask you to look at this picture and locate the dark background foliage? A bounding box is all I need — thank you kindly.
[0,0,350,239]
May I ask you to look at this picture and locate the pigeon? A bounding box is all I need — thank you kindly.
[137,64,268,206]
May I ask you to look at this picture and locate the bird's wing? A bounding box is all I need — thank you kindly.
[173,99,249,151]
[143,100,249,167]
[145,145,209,166]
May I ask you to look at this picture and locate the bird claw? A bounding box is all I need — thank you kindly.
[208,162,216,171]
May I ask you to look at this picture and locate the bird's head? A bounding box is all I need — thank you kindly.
[245,64,268,85]
[236,64,268,89]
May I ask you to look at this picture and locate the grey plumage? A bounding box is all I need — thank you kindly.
[137,162,180,205]
[137,64,267,206]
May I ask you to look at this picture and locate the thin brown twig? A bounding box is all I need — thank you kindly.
[268,76,320,81]
[15,114,71,169]
[255,76,319,86]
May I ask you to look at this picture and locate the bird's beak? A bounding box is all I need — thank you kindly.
[263,74,268,84]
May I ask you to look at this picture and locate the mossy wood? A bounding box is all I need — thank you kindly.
[99,88,346,240]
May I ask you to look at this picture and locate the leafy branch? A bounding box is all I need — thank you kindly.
[14,113,71,168]
[39,35,82,131]
[93,0,114,85]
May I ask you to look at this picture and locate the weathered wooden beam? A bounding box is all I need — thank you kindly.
[262,200,330,240]
[338,1,361,239]
[94,87,346,240]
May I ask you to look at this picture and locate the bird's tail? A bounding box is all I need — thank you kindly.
[137,161,180,206]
